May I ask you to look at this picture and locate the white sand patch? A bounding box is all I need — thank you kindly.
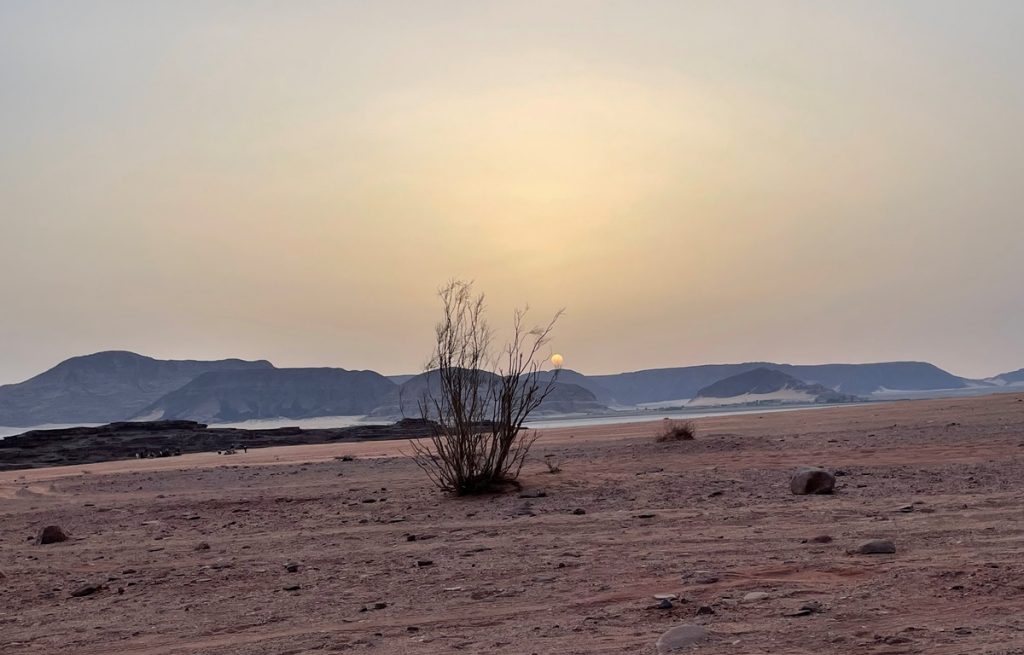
[686,389,816,408]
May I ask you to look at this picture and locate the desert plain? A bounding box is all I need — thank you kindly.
[3,392,1024,654]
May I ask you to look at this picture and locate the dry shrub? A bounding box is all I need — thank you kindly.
[656,419,696,442]
[410,280,563,495]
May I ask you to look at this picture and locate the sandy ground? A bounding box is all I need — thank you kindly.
[3,393,1024,654]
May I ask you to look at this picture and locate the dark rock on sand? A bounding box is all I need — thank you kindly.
[38,525,69,544]
[790,467,836,495]
[856,539,896,554]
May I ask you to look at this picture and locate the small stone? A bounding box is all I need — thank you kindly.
[70,584,102,598]
[285,563,299,573]
[194,542,211,551]
[790,467,836,495]
[656,624,708,653]
[373,601,388,610]
[518,490,547,498]
[897,505,914,513]
[282,584,301,591]
[654,593,678,601]
[656,598,673,609]
[695,575,719,585]
[743,592,770,602]
[636,513,656,519]
[416,560,434,567]
[38,526,69,545]
[696,605,715,615]
[572,508,586,515]
[808,535,833,544]
[856,539,896,555]
[786,601,823,617]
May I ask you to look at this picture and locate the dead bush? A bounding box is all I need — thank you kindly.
[656,419,696,442]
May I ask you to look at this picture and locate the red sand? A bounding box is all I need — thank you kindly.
[3,392,1024,654]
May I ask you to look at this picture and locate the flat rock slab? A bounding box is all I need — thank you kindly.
[657,624,708,652]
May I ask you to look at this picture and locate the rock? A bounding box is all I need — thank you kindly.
[284,562,299,573]
[743,592,770,602]
[654,593,678,601]
[38,525,69,545]
[70,584,103,598]
[656,598,674,609]
[785,601,823,617]
[282,584,301,591]
[807,535,833,544]
[897,505,914,513]
[790,467,836,495]
[373,601,388,610]
[572,508,586,515]
[194,542,211,551]
[696,605,715,615]
[656,624,708,653]
[518,490,547,498]
[636,513,656,519]
[856,539,896,555]
[695,575,719,585]
[416,560,434,567]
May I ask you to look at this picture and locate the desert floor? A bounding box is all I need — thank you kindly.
[3,393,1024,654]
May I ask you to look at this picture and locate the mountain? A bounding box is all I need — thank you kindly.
[991,368,1024,386]
[371,370,606,418]
[560,361,973,405]
[0,351,273,427]
[687,367,860,407]
[136,368,398,423]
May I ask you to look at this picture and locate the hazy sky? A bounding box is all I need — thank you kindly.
[2,1,1023,384]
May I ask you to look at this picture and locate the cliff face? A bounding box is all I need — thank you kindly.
[0,351,273,427]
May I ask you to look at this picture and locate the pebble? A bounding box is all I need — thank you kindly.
[70,584,102,598]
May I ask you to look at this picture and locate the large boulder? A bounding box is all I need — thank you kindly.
[656,624,708,652]
[37,525,69,544]
[790,467,836,495]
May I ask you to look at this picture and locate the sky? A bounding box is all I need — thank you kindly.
[2,0,1023,384]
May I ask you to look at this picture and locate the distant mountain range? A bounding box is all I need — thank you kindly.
[686,367,861,407]
[991,368,1024,386]
[137,368,397,423]
[0,351,272,426]
[542,361,975,406]
[0,350,1020,427]
[367,370,605,419]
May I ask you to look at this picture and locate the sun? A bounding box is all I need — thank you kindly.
[550,353,564,368]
